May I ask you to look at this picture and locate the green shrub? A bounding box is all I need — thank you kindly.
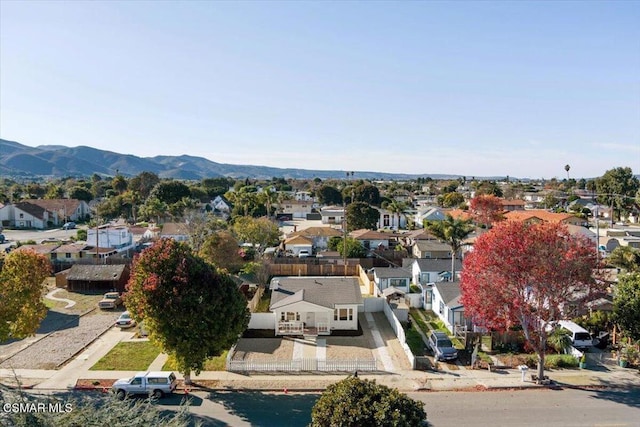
[545,354,578,368]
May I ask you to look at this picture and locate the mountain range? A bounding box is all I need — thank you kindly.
[0,139,466,181]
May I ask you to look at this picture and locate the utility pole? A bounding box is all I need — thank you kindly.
[343,202,347,277]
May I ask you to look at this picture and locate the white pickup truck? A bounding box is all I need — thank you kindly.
[112,371,177,399]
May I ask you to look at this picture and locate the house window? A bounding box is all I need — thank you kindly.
[389,278,405,288]
[383,215,390,226]
[51,253,57,260]
[281,312,299,322]
[65,253,71,259]
[334,308,352,321]
[19,213,24,219]
[439,301,444,314]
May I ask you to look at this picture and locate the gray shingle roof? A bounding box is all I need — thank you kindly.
[413,258,463,272]
[372,267,412,279]
[269,277,363,310]
[66,264,127,281]
[434,281,462,307]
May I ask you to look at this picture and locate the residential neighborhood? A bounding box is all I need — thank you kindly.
[1,167,640,427]
[1,1,639,423]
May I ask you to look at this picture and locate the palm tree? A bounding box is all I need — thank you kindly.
[383,199,409,230]
[564,164,570,180]
[259,187,277,219]
[425,214,474,282]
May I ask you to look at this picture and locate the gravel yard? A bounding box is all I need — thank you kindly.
[0,313,119,370]
[325,336,374,360]
[232,338,294,361]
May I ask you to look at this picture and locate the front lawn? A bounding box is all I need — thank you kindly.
[254,290,271,313]
[162,351,229,371]
[405,326,427,356]
[90,341,160,371]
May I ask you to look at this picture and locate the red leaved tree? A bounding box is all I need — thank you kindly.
[460,221,603,381]
[469,194,504,228]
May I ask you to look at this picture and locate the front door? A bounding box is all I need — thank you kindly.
[306,312,315,327]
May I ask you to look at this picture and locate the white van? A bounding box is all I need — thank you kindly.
[557,320,593,349]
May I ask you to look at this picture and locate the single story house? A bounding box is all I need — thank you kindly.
[283,235,314,256]
[320,206,345,225]
[407,258,463,285]
[286,226,342,251]
[414,207,447,227]
[372,267,412,293]
[58,264,130,292]
[269,277,363,336]
[431,281,469,334]
[350,229,400,251]
[504,210,586,226]
[159,222,190,242]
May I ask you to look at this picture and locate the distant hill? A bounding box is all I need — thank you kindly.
[0,138,469,180]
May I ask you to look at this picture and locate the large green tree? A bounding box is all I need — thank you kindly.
[199,231,245,273]
[607,246,640,273]
[346,202,379,231]
[124,239,250,383]
[128,171,160,199]
[317,185,343,205]
[336,237,367,258]
[232,216,281,250]
[0,249,52,341]
[310,377,426,427]
[68,185,94,202]
[149,181,191,205]
[595,167,639,221]
[352,183,381,206]
[613,272,640,341]
[425,214,474,281]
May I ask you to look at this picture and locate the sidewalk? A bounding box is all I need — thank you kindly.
[5,362,639,393]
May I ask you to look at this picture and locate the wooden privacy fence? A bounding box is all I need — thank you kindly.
[269,263,359,277]
[227,358,378,373]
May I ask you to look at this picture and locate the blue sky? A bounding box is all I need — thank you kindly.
[1,1,639,179]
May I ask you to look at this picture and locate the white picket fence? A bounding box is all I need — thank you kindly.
[227,358,377,373]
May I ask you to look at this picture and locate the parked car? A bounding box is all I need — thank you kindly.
[62,222,76,230]
[428,331,458,361]
[116,311,136,328]
[98,292,123,309]
[112,371,177,399]
[298,249,310,258]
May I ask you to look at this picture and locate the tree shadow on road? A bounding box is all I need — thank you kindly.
[36,310,80,334]
[204,390,319,427]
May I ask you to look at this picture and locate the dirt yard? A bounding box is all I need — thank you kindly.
[325,336,374,360]
[232,338,294,361]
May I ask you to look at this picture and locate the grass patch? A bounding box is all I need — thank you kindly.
[49,289,105,314]
[409,309,430,335]
[410,285,421,293]
[90,341,161,371]
[405,326,427,356]
[162,351,229,372]
[545,354,579,368]
[43,298,65,309]
[254,290,271,313]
